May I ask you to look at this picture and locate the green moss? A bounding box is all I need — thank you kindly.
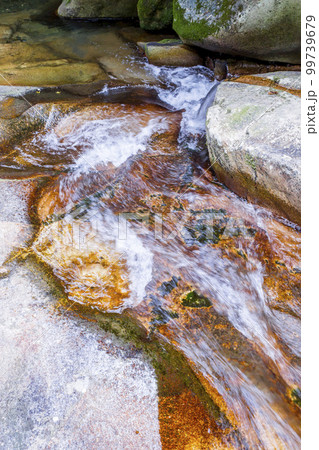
[173,0,240,41]
[290,388,301,408]
[245,152,257,172]
[98,312,224,420]
[158,38,182,44]
[138,0,173,30]
[182,290,212,308]
[173,2,212,41]
[230,105,260,126]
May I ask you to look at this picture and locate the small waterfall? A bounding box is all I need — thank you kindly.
[196,80,220,121]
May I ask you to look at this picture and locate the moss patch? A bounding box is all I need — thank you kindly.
[138,0,173,30]
[290,388,301,408]
[98,312,221,418]
[181,290,212,308]
[173,0,240,41]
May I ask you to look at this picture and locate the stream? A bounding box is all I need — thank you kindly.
[0,1,301,449]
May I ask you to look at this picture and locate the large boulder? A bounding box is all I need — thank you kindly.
[206,72,301,224]
[58,0,138,18]
[137,0,173,30]
[173,0,301,63]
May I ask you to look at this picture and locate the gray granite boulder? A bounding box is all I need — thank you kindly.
[58,0,138,18]
[206,72,301,224]
[173,0,301,64]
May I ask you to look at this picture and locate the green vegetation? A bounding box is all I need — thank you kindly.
[181,290,212,308]
[173,0,240,41]
[138,0,173,30]
[98,312,223,418]
[290,388,301,408]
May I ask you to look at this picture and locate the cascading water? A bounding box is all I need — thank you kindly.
[0,7,300,448]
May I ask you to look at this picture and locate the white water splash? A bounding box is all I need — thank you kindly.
[88,209,154,309]
[72,115,168,173]
[142,65,216,146]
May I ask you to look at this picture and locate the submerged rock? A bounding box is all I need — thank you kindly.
[0,24,12,41]
[58,0,138,18]
[173,0,301,64]
[206,72,301,224]
[99,55,157,85]
[0,59,106,86]
[0,86,38,119]
[0,102,82,173]
[137,0,173,30]
[139,40,203,66]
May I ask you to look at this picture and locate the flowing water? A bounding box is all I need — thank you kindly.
[0,2,301,449]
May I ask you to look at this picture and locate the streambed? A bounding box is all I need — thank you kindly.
[0,2,301,449]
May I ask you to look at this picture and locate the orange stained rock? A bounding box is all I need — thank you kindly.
[231,75,301,97]
[53,103,181,138]
[159,390,235,450]
[32,220,130,312]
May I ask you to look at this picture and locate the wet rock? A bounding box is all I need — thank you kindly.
[227,60,301,77]
[0,38,107,86]
[29,101,300,448]
[0,42,59,66]
[139,40,203,66]
[0,24,12,41]
[0,86,39,119]
[0,102,82,170]
[58,0,138,18]
[0,59,106,86]
[32,218,132,312]
[206,72,301,224]
[99,55,157,85]
[212,59,227,80]
[0,97,30,119]
[173,0,301,64]
[137,0,173,30]
[205,57,301,79]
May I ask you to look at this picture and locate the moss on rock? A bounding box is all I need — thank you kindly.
[173,0,301,64]
[181,290,212,308]
[138,0,173,30]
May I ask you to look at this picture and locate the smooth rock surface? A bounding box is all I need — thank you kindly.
[140,40,203,66]
[0,24,12,41]
[58,0,138,18]
[0,102,82,155]
[206,72,301,224]
[0,173,161,450]
[173,0,301,63]
[0,59,106,86]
